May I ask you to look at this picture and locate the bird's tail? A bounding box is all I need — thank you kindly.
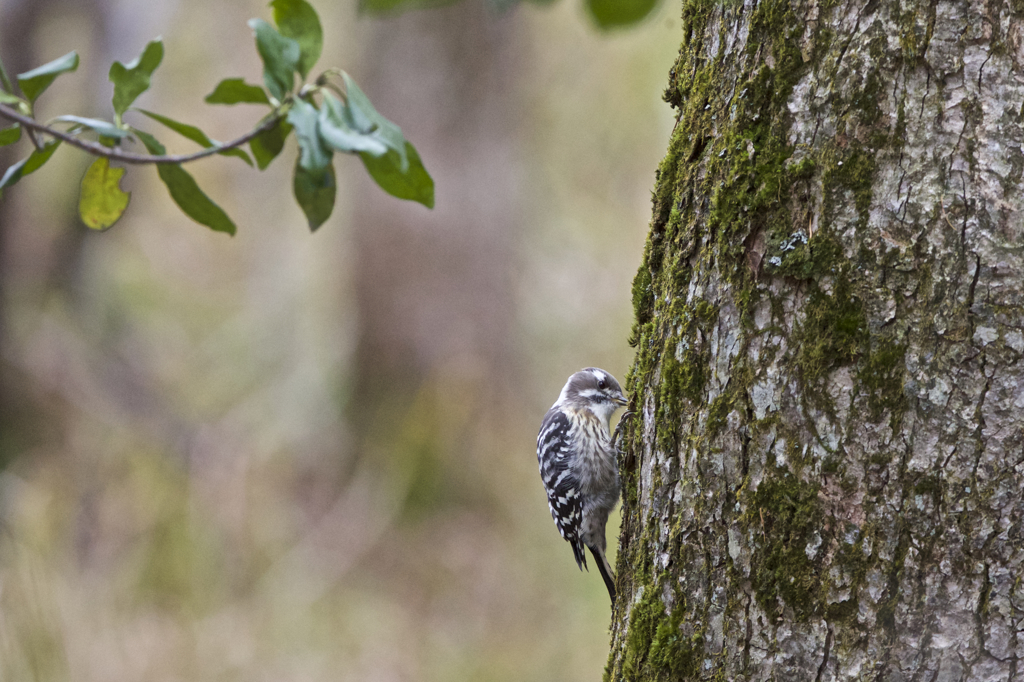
[589,545,616,603]
[571,538,588,572]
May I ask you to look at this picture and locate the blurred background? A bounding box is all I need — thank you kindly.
[0,0,677,679]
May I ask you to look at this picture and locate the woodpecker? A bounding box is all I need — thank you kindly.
[537,367,627,602]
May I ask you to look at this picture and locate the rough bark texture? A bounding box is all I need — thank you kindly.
[607,0,1024,679]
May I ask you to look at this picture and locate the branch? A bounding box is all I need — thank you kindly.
[0,102,284,165]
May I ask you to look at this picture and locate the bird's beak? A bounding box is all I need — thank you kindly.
[614,394,628,407]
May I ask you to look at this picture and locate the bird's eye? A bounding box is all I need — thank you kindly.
[598,379,607,389]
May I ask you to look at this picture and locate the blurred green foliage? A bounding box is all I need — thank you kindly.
[359,0,660,28]
[0,0,679,680]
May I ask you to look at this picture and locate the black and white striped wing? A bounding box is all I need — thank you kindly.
[537,408,587,571]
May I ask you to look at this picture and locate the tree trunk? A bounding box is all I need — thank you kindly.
[607,0,1024,680]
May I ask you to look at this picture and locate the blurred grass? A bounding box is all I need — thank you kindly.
[0,0,679,680]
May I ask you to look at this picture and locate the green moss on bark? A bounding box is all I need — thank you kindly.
[745,474,825,621]
[765,231,842,280]
[858,337,908,426]
[616,587,701,682]
[795,276,868,392]
[610,0,923,677]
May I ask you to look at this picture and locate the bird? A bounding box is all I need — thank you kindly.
[536,367,628,603]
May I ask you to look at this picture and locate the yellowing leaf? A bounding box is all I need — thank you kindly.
[79,157,130,230]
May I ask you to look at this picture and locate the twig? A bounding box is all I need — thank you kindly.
[0,102,284,165]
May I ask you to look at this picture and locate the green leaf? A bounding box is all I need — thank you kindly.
[249,19,300,102]
[250,117,292,170]
[156,164,237,234]
[54,115,131,138]
[286,98,331,175]
[78,157,130,230]
[19,141,60,175]
[0,57,13,94]
[343,72,407,169]
[360,141,433,208]
[131,128,164,155]
[485,0,525,11]
[0,139,60,190]
[134,109,253,166]
[17,52,79,103]
[270,0,323,79]
[132,127,165,156]
[0,124,20,146]
[136,130,236,235]
[205,78,270,106]
[293,160,336,231]
[358,0,458,14]
[109,39,164,119]
[0,91,23,105]
[586,0,659,28]
[318,93,388,156]
[135,109,210,145]
[223,147,257,167]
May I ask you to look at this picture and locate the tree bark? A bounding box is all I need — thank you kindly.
[608,0,1024,679]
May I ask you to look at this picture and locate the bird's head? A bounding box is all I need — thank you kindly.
[557,367,628,427]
